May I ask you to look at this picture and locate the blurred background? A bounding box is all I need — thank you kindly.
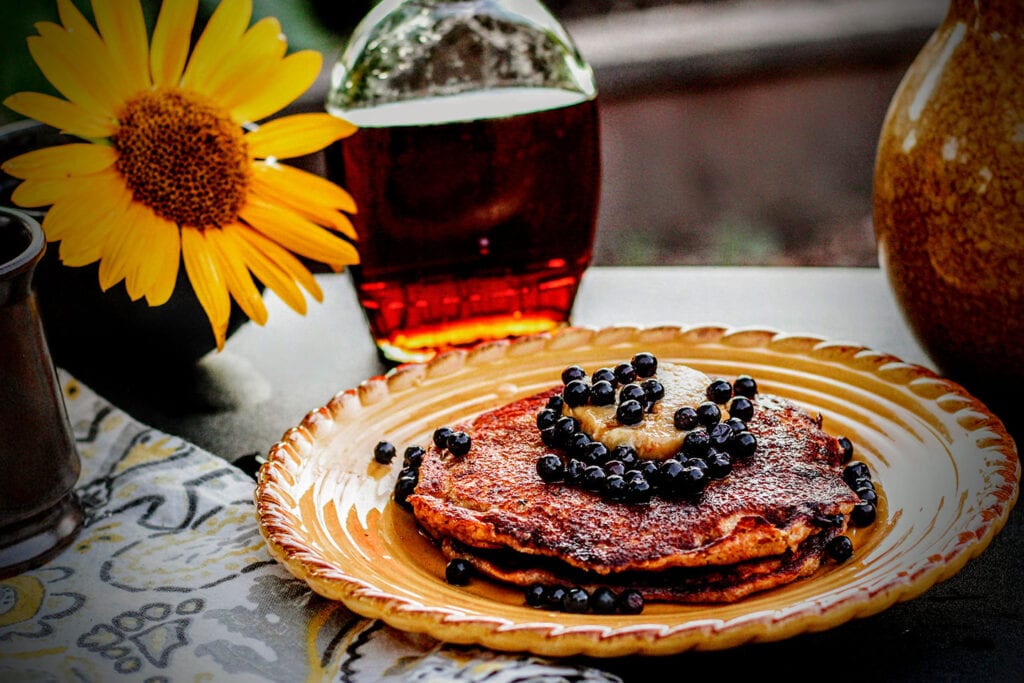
[0,0,948,268]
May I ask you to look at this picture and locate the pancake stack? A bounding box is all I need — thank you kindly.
[406,361,862,605]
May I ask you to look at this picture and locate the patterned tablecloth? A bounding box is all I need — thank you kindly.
[0,372,621,682]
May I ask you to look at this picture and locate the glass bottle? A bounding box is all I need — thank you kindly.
[873,0,1023,423]
[326,0,600,363]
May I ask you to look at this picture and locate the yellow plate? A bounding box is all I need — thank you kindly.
[255,325,1019,657]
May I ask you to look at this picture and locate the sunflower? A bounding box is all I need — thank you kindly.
[2,0,359,349]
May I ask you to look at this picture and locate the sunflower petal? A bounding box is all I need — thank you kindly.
[143,215,181,306]
[97,200,141,291]
[50,186,130,266]
[222,223,310,313]
[200,17,286,98]
[2,143,116,180]
[250,166,357,239]
[250,181,357,241]
[205,226,268,325]
[181,226,231,350]
[26,34,117,118]
[11,177,77,207]
[227,50,322,124]
[91,0,151,92]
[239,196,359,265]
[53,1,137,104]
[150,0,197,87]
[253,160,357,212]
[230,222,323,302]
[123,207,179,302]
[181,0,252,91]
[2,92,117,138]
[41,169,128,243]
[245,112,354,160]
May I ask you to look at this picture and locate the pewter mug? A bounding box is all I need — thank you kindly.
[0,207,83,577]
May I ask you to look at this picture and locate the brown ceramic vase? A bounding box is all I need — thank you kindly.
[874,0,1024,424]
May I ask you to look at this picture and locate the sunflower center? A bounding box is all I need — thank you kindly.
[113,88,250,228]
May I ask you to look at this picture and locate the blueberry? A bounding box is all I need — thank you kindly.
[525,583,547,607]
[632,352,658,378]
[706,379,733,404]
[724,417,747,434]
[552,416,580,446]
[848,475,872,493]
[623,469,645,485]
[373,441,396,464]
[616,589,645,614]
[659,458,685,493]
[545,586,568,609]
[394,474,417,509]
[445,558,472,585]
[624,475,652,503]
[592,367,617,386]
[582,465,608,491]
[562,587,590,613]
[826,535,854,562]
[591,587,618,614]
[614,362,638,385]
[446,431,471,456]
[642,379,665,402]
[604,474,626,501]
[590,380,616,406]
[696,401,722,426]
[706,449,732,478]
[397,464,418,483]
[678,462,708,494]
[838,437,855,464]
[565,431,593,459]
[673,406,699,431]
[540,426,556,447]
[536,408,558,431]
[843,462,871,487]
[817,513,845,528]
[403,445,425,468]
[856,486,878,506]
[619,383,646,404]
[616,400,644,426]
[582,441,610,465]
[536,454,564,482]
[683,456,708,473]
[611,445,639,469]
[729,431,757,458]
[563,379,591,408]
[638,459,661,481]
[734,375,758,398]
[562,365,587,384]
[851,501,877,527]
[681,428,711,458]
[546,394,565,412]
[604,459,626,477]
[708,422,733,449]
[728,396,754,422]
[564,458,586,485]
[432,427,453,449]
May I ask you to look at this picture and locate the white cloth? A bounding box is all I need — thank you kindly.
[0,371,621,682]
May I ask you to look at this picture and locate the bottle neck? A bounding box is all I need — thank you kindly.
[948,0,1024,28]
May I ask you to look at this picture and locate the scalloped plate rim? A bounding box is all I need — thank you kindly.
[254,324,1020,657]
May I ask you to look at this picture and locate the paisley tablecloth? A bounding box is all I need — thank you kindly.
[0,372,621,682]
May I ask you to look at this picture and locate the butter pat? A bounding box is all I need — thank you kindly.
[567,362,712,459]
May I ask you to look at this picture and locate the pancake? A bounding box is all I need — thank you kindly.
[440,530,834,603]
[405,363,862,603]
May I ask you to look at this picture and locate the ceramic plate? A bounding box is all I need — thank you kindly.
[255,325,1019,656]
